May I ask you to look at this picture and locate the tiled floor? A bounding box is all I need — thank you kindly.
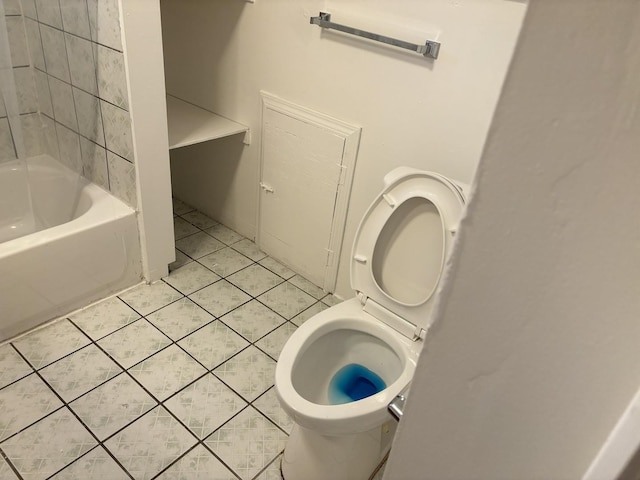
[0,198,340,480]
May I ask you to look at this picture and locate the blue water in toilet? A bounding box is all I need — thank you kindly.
[328,363,386,404]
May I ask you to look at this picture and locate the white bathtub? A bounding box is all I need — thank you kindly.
[0,155,142,341]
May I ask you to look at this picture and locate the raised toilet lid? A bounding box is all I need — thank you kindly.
[350,166,465,339]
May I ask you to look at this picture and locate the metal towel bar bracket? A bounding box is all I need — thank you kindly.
[310,12,440,60]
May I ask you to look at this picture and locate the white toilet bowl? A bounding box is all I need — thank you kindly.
[275,167,467,480]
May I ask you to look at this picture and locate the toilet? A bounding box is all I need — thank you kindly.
[275,166,467,480]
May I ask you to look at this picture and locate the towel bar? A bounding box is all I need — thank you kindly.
[310,12,440,59]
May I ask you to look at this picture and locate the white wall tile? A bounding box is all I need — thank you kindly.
[80,137,108,189]
[101,100,132,160]
[60,0,91,39]
[24,18,45,70]
[107,151,136,207]
[20,0,37,19]
[40,114,60,160]
[87,0,121,51]
[34,69,53,117]
[35,0,62,28]
[0,119,16,162]
[95,44,127,109]
[73,87,104,146]
[56,122,82,174]
[40,25,70,82]
[48,76,77,130]
[65,33,97,94]
[4,0,21,16]
[21,113,44,157]
[14,67,37,114]
[6,16,29,66]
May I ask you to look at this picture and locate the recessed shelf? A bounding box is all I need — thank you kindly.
[166,94,249,149]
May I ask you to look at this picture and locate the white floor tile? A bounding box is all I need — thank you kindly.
[173,216,199,240]
[170,249,193,271]
[220,300,286,343]
[258,257,296,279]
[290,301,328,327]
[213,346,276,402]
[204,406,287,480]
[177,321,249,370]
[146,298,215,341]
[198,248,253,278]
[70,297,141,341]
[227,264,284,297]
[164,374,247,439]
[12,320,90,369]
[0,455,19,479]
[321,293,341,307]
[50,446,129,479]
[70,373,156,441]
[255,455,283,480]
[231,239,267,262]
[258,283,316,320]
[255,322,297,360]
[39,344,122,402]
[163,262,220,296]
[180,210,218,230]
[0,344,32,389]
[129,345,207,401]
[2,408,97,480]
[97,319,171,369]
[288,275,325,299]
[253,387,293,434]
[105,406,197,480]
[204,224,243,245]
[156,445,237,480]
[175,232,225,259]
[118,282,183,316]
[189,281,251,318]
[0,374,63,441]
[172,198,194,216]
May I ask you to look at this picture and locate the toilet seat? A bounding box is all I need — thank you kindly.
[351,167,465,340]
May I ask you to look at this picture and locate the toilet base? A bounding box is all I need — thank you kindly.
[281,421,396,480]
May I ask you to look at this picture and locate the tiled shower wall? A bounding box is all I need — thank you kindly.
[3,0,137,207]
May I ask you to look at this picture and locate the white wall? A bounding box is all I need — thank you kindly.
[162,0,526,298]
[384,1,640,478]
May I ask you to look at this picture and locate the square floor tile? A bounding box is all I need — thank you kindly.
[258,283,316,320]
[164,374,247,439]
[97,319,171,369]
[2,407,97,480]
[204,224,243,245]
[156,444,236,480]
[0,344,32,389]
[198,248,253,278]
[129,345,207,401]
[213,346,276,402]
[170,249,193,271]
[39,344,122,402]
[118,282,183,316]
[253,387,293,434]
[0,455,19,479]
[69,296,141,341]
[258,257,296,280]
[173,216,199,240]
[50,446,129,479]
[255,322,297,360]
[172,197,194,216]
[146,298,214,341]
[321,294,341,307]
[180,210,218,230]
[255,455,283,480]
[288,275,325,299]
[204,406,287,480]
[231,239,266,261]
[227,264,284,297]
[175,232,225,259]
[0,374,63,441]
[70,373,156,441]
[178,321,249,370]
[290,301,327,327]
[189,281,251,318]
[163,262,220,296]
[220,300,285,343]
[12,320,90,369]
[105,405,197,480]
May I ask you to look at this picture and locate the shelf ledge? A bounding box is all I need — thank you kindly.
[166,95,249,149]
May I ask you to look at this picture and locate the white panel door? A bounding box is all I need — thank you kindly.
[258,93,361,291]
